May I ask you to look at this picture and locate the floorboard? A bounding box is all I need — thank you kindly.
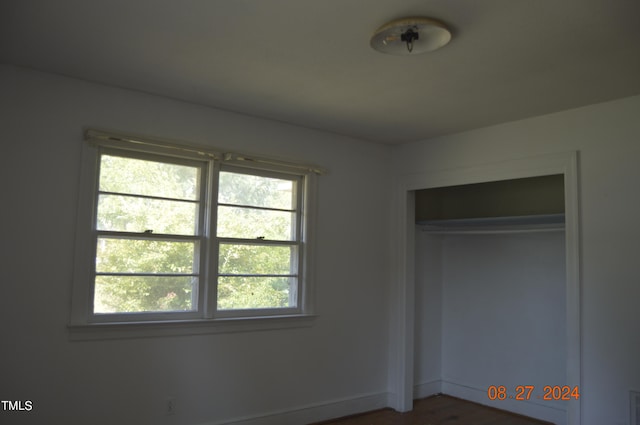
[311,394,555,425]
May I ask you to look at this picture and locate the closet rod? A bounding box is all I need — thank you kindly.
[418,225,565,235]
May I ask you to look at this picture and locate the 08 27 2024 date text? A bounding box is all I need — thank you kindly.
[487,385,580,401]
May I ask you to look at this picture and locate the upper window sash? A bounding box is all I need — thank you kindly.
[96,147,209,235]
[216,165,303,241]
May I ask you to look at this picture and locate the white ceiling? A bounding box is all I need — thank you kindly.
[2,0,639,144]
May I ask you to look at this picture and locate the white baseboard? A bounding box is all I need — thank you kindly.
[197,391,391,425]
[413,380,442,399]
[441,380,567,425]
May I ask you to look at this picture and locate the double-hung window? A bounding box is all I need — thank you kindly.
[216,168,303,315]
[93,150,206,317]
[70,130,319,330]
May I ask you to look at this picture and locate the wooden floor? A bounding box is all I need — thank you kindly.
[312,394,554,425]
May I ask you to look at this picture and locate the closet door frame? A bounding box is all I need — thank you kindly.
[391,151,580,425]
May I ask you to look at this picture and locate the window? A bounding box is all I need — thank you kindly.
[216,168,303,314]
[70,130,319,330]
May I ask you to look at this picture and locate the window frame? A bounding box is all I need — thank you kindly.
[69,130,319,336]
[214,165,305,318]
[90,147,209,323]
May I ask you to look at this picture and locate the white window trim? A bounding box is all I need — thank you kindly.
[69,129,322,339]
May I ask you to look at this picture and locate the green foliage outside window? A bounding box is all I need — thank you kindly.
[93,154,299,314]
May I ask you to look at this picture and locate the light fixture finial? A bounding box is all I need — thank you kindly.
[400,28,419,52]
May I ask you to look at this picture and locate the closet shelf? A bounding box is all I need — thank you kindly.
[417,213,565,234]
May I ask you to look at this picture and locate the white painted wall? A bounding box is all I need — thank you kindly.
[440,231,566,423]
[393,94,640,425]
[0,65,392,425]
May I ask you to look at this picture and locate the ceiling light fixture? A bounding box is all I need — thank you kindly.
[370,17,452,55]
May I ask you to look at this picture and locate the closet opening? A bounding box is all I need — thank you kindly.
[392,152,580,425]
[414,175,567,424]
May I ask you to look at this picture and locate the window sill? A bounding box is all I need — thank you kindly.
[67,314,317,341]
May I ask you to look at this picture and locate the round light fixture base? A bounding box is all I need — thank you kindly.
[370,17,452,55]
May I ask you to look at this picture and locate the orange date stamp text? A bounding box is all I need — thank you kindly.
[487,385,580,401]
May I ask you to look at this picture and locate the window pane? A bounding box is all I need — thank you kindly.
[217,276,296,310]
[218,243,295,275]
[97,194,197,235]
[96,238,196,274]
[94,275,197,313]
[217,206,295,240]
[100,154,200,200]
[218,171,294,209]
